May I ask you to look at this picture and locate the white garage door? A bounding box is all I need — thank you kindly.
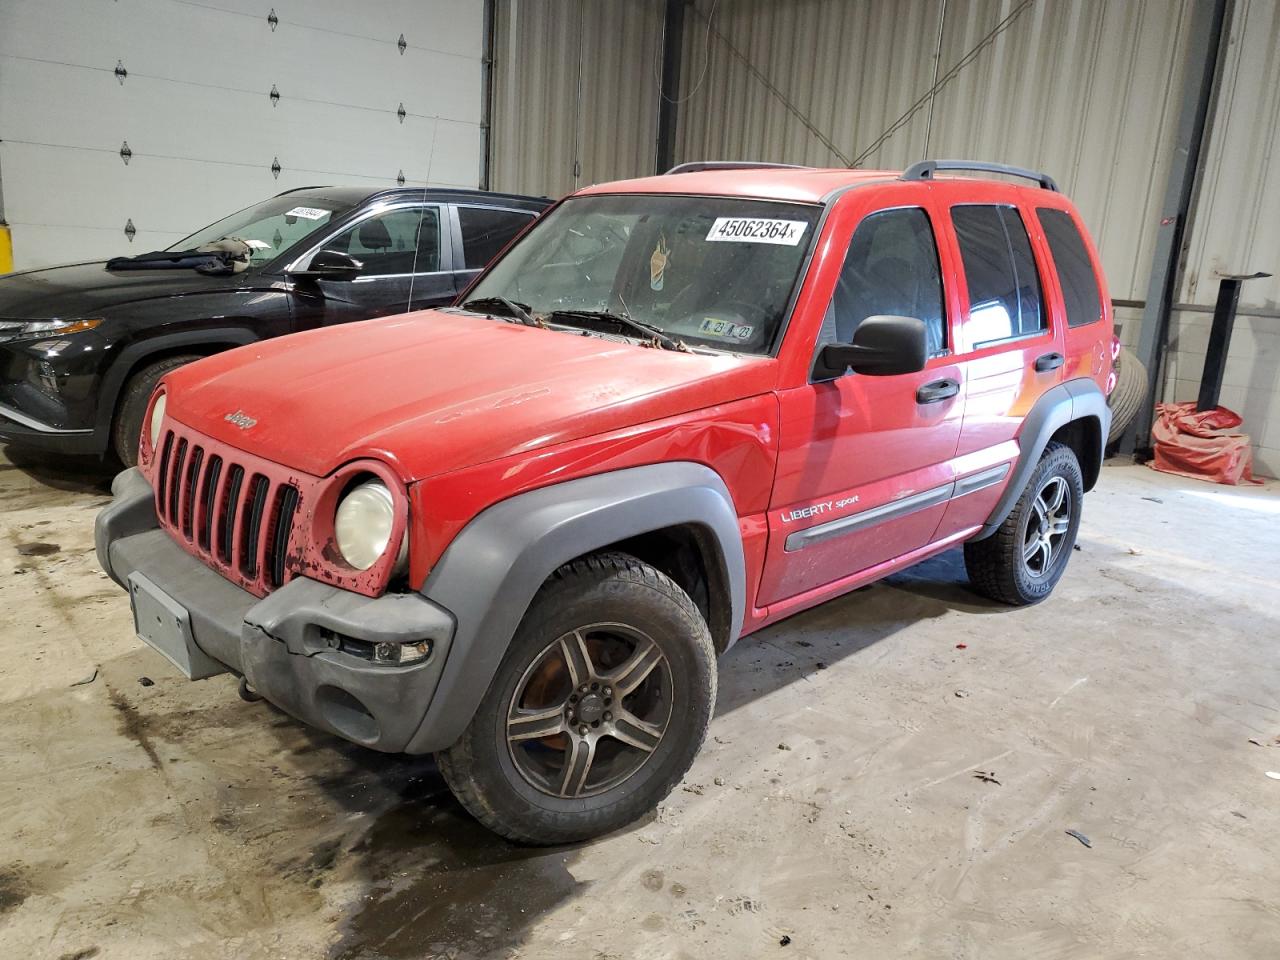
[0,0,486,270]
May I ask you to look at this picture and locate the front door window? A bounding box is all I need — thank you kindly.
[318,206,442,276]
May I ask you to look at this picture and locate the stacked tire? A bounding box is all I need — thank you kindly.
[1106,345,1147,449]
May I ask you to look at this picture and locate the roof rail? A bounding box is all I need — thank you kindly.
[664,160,810,175]
[901,159,1059,192]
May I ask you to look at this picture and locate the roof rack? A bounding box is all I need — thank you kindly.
[664,161,811,175]
[901,159,1059,192]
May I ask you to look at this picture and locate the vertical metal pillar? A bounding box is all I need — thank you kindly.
[655,0,687,174]
[479,0,497,190]
[0,143,11,274]
[1122,0,1231,455]
[1195,272,1270,411]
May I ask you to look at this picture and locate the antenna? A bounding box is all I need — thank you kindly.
[406,116,441,311]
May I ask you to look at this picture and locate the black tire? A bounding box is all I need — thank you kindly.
[1106,345,1147,446]
[111,355,202,466]
[963,442,1084,606]
[436,552,716,845]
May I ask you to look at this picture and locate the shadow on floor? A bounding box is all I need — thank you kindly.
[292,737,587,960]
[0,444,117,495]
[715,547,1002,715]
[261,548,998,959]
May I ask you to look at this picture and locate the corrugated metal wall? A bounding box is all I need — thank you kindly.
[1161,0,1280,475]
[674,0,1197,304]
[490,0,663,198]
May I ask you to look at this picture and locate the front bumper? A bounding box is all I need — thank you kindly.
[96,468,456,753]
[0,402,99,454]
[0,333,105,455]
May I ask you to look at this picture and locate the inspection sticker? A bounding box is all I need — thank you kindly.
[285,206,329,220]
[699,317,754,341]
[705,217,807,245]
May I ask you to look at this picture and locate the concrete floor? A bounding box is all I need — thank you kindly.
[1,449,1278,960]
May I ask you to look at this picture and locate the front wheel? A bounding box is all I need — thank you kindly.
[964,441,1084,605]
[111,354,203,466]
[436,553,716,845]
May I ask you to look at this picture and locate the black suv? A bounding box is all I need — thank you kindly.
[0,186,549,464]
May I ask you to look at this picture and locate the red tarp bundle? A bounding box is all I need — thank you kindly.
[1150,401,1261,485]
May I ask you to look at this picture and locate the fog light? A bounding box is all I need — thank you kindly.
[372,639,432,664]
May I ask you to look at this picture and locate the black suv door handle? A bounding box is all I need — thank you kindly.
[916,378,960,404]
[1035,351,1065,372]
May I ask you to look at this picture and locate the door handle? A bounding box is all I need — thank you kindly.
[1035,351,1065,372]
[916,378,960,404]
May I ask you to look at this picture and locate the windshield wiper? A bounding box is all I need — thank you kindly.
[547,309,688,352]
[462,296,540,327]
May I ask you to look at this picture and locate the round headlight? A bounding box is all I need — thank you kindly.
[334,480,408,572]
[148,392,167,449]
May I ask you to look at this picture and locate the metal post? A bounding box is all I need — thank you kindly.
[0,143,11,274]
[1196,272,1271,411]
[1121,0,1231,456]
[655,0,686,174]
[479,0,497,190]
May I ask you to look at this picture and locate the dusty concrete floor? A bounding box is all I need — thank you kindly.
[1,448,1278,960]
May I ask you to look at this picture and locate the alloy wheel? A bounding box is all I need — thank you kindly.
[506,623,673,799]
[1022,475,1072,577]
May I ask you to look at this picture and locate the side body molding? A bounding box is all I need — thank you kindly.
[405,462,746,754]
[976,377,1111,539]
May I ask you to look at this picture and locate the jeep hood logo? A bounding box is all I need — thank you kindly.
[224,410,257,430]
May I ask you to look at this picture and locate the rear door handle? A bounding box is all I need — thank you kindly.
[1035,351,1065,372]
[916,378,960,404]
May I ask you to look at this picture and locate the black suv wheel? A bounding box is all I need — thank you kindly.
[963,441,1084,606]
[436,552,716,845]
[111,354,202,466]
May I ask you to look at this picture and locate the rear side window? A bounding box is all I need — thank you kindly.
[1037,208,1102,327]
[827,207,947,356]
[952,205,1044,347]
[458,206,534,269]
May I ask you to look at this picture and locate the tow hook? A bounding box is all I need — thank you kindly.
[237,676,263,703]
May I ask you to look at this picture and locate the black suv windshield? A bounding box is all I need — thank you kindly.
[169,195,355,265]
[465,194,821,354]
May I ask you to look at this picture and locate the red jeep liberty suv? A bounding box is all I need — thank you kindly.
[97,159,1114,844]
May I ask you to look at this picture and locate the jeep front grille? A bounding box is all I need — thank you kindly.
[153,422,306,596]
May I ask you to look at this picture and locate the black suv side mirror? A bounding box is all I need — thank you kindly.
[813,314,929,380]
[292,249,363,282]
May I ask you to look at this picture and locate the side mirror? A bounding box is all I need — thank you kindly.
[291,249,362,282]
[813,314,929,380]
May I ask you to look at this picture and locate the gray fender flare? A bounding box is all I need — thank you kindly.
[976,378,1111,539]
[404,461,745,754]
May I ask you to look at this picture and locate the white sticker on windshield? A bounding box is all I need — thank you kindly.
[243,239,271,250]
[706,217,807,245]
[285,206,329,220]
[699,317,754,341]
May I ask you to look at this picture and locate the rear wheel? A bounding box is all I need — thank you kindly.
[111,355,202,466]
[437,552,716,845]
[964,441,1084,606]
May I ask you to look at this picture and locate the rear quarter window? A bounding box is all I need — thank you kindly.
[1036,208,1103,327]
[458,207,535,269]
[952,205,1045,348]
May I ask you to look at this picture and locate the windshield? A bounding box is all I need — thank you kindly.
[465,194,822,354]
[168,195,354,265]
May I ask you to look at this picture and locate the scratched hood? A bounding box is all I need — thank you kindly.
[162,310,774,480]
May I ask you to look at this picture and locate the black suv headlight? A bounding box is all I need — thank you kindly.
[0,318,103,344]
